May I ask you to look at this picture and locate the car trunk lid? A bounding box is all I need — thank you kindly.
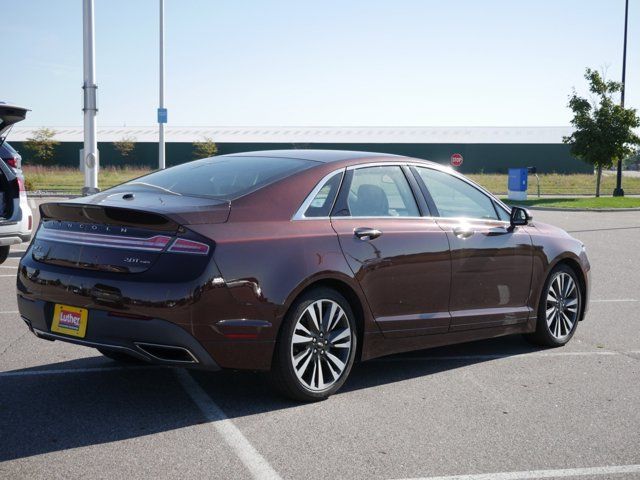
[33,193,228,273]
[0,103,29,148]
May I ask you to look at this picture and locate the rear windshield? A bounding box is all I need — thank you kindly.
[112,156,316,199]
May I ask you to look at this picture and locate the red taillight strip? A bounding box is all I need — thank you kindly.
[167,238,210,255]
[37,229,172,252]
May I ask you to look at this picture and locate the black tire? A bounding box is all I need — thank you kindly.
[0,246,9,264]
[97,348,145,364]
[270,287,358,402]
[525,264,582,347]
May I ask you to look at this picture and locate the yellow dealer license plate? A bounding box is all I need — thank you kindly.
[51,304,88,338]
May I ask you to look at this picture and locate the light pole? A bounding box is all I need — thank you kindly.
[158,0,167,169]
[613,0,629,197]
[82,0,99,194]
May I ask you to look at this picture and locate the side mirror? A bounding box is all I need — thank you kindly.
[510,206,531,228]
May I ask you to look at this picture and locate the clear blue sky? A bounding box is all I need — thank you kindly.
[3,0,638,127]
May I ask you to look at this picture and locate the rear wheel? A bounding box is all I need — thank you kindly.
[97,348,144,364]
[526,264,582,347]
[0,246,9,264]
[271,288,357,402]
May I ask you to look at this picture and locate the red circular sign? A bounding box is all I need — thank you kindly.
[450,153,463,167]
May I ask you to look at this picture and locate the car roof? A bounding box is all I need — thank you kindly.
[224,149,403,163]
[224,149,445,172]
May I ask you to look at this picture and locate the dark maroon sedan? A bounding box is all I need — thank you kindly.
[17,150,590,401]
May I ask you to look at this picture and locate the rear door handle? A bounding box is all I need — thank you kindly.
[452,227,474,239]
[354,227,382,241]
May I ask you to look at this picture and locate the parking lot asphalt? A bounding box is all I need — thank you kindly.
[1,200,639,480]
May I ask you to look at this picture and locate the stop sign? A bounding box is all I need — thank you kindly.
[450,153,463,167]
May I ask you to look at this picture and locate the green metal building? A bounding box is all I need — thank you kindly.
[10,126,590,174]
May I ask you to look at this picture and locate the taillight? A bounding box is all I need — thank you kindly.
[17,177,25,192]
[28,215,33,230]
[5,157,18,169]
[167,238,210,255]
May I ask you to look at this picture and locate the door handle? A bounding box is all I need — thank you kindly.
[452,227,474,239]
[354,227,382,241]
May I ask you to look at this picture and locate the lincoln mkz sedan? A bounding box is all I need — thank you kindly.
[17,150,590,401]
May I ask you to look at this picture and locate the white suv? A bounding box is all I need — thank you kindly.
[0,103,32,264]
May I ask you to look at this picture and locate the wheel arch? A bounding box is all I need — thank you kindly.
[280,274,372,361]
[548,255,588,321]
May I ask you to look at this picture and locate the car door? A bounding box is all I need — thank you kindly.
[412,166,534,331]
[330,164,451,338]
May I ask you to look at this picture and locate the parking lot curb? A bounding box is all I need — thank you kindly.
[27,192,79,198]
[523,206,640,212]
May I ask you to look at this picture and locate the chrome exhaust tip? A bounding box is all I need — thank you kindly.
[134,342,198,364]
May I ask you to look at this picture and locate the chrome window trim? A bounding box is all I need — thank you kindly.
[291,168,346,220]
[411,164,512,221]
[331,216,427,221]
[341,162,424,219]
[292,160,512,222]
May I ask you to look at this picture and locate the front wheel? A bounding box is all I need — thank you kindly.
[270,288,357,402]
[0,246,9,264]
[526,264,582,347]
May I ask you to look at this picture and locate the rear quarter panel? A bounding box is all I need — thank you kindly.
[189,219,374,337]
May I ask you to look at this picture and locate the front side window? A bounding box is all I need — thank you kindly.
[415,167,498,220]
[344,166,419,217]
[495,201,511,221]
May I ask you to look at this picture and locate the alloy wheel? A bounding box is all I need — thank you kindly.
[290,299,352,392]
[545,272,579,341]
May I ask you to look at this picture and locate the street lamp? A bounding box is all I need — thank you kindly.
[158,0,167,169]
[613,0,629,197]
[82,0,99,194]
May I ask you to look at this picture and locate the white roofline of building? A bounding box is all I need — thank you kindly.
[8,125,574,144]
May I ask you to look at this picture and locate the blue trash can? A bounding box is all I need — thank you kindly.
[508,168,528,200]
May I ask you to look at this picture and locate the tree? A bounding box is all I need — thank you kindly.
[113,136,136,159]
[193,137,218,158]
[563,68,640,197]
[24,127,59,164]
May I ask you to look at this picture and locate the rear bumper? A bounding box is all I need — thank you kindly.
[0,235,23,246]
[18,295,220,370]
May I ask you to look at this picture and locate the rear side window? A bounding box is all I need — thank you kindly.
[415,167,498,220]
[304,172,343,217]
[113,156,315,199]
[344,166,419,217]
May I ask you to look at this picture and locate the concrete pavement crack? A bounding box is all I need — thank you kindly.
[0,330,29,358]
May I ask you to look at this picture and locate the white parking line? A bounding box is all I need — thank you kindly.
[394,463,640,480]
[174,369,282,480]
[0,265,18,269]
[0,311,19,314]
[591,299,639,303]
[0,274,16,277]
